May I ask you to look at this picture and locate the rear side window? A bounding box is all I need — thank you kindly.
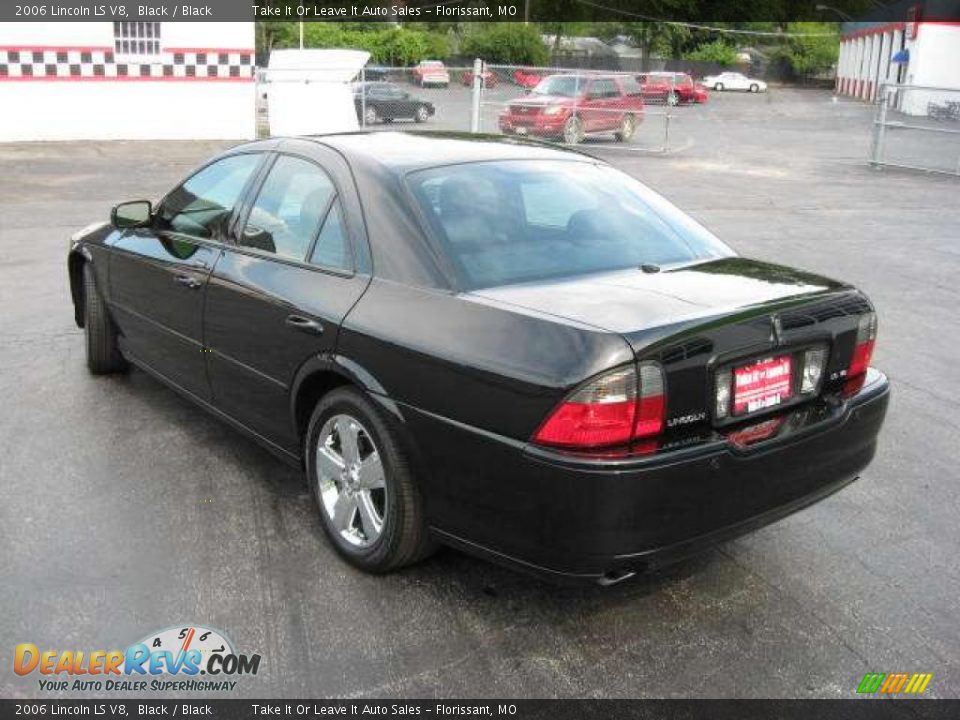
[621,76,643,96]
[408,160,734,290]
[157,154,260,240]
[309,199,350,271]
[589,79,619,98]
[240,155,337,262]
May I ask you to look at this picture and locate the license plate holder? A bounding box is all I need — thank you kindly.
[733,355,793,416]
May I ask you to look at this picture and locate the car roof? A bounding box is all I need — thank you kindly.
[302,131,597,173]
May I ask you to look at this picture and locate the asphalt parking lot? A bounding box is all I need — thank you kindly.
[2,87,959,699]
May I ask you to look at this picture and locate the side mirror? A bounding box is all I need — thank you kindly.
[111,200,152,228]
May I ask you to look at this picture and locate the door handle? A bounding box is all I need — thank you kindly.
[173,274,203,289]
[285,314,324,335]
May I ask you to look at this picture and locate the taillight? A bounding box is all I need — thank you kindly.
[533,363,665,449]
[848,312,876,379]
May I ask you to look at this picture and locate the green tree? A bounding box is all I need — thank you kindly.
[460,24,549,65]
[770,22,839,78]
[684,38,738,65]
[262,23,450,65]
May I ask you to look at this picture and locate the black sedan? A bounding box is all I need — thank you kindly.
[353,82,435,125]
[68,133,889,584]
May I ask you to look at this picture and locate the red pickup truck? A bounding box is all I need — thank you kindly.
[499,73,645,144]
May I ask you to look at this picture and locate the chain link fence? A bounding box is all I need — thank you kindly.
[255,60,712,154]
[871,84,960,176]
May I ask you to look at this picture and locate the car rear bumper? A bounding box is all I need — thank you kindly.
[414,369,890,584]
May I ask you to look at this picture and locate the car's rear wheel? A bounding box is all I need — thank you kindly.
[562,115,584,145]
[749,83,760,93]
[415,105,429,123]
[714,83,724,91]
[364,107,378,125]
[666,91,679,106]
[615,113,636,142]
[82,263,126,375]
[306,387,434,573]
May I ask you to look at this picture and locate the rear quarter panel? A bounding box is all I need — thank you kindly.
[338,278,634,442]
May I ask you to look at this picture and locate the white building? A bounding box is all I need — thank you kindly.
[0,21,256,141]
[836,12,960,115]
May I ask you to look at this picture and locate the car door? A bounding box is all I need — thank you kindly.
[366,84,389,119]
[581,79,609,131]
[108,152,263,401]
[391,87,418,118]
[203,140,371,452]
[591,78,623,131]
[729,73,748,90]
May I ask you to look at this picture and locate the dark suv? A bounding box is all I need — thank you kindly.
[499,73,645,144]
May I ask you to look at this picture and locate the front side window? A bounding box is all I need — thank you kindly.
[532,76,587,98]
[156,154,261,240]
[408,160,734,290]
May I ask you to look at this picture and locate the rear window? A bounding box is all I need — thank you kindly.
[408,160,734,290]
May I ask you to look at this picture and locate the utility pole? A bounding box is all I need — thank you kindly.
[299,21,304,50]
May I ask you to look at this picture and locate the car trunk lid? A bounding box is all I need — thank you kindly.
[468,257,872,431]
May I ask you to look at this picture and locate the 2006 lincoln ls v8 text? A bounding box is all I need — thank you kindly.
[67,132,889,585]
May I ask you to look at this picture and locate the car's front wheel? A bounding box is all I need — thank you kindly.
[562,115,584,145]
[306,387,434,573]
[415,105,430,123]
[82,263,126,375]
[714,83,724,91]
[666,91,679,106]
[615,113,636,142]
[749,83,760,93]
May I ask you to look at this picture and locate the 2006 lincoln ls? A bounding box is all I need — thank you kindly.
[68,133,889,584]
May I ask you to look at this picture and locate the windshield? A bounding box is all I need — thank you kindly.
[408,160,735,290]
[531,76,587,97]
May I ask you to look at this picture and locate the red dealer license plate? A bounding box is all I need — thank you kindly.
[733,355,793,415]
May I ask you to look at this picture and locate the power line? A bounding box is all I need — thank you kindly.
[571,0,838,37]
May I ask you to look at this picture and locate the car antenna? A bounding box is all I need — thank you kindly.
[640,263,661,274]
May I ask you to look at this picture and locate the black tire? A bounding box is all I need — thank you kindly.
[715,82,724,91]
[305,387,435,573]
[414,105,429,123]
[82,262,126,375]
[364,106,378,125]
[667,91,679,106]
[750,83,759,93]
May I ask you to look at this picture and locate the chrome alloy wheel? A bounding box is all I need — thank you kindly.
[315,414,387,548]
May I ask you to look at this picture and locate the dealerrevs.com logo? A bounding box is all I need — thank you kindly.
[857,672,933,695]
[14,624,261,693]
